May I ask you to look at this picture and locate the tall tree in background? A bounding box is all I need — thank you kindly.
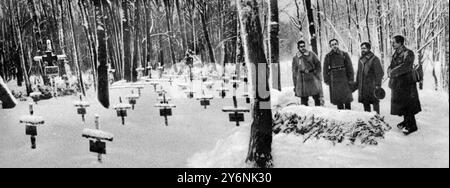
[132,0,141,82]
[163,0,177,72]
[67,0,85,96]
[353,1,362,43]
[78,0,98,90]
[237,0,273,168]
[375,0,384,67]
[27,0,43,52]
[94,0,109,108]
[197,0,216,67]
[364,0,371,43]
[268,0,280,91]
[12,0,31,94]
[316,0,323,57]
[235,11,245,80]
[346,0,353,54]
[304,0,318,55]
[175,0,186,54]
[123,1,133,82]
[444,1,449,95]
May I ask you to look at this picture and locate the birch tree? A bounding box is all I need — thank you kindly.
[237,0,273,168]
[268,0,280,91]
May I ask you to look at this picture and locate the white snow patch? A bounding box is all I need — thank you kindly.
[29,92,42,97]
[73,101,90,107]
[187,124,252,168]
[82,129,114,141]
[19,115,45,125]
[113,103,132,109]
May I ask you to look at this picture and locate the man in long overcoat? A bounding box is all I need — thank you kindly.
[292,40,323,106]
[355,42,384,114]
[323,39,355,110]
[388,35,422,135]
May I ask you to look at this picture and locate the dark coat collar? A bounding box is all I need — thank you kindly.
[329,49,344,56]
[296,50,311,58]
[360,51,375,63]
[394,45,407,57]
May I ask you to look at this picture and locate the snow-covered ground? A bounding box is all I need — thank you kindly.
[0,71,250,168]
[188,87,449,168]
[1,59,448,168]
[188,60,449,168]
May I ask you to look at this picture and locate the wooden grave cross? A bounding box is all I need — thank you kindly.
[82,115,114,163]
[113,97,132,125]
[74,95,90,122]
[19,103,45,149]
[154,91,176,126]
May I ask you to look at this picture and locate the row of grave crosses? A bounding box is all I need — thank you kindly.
[17,100,114,163]
[82,115,114,163]
[11,59,253,163]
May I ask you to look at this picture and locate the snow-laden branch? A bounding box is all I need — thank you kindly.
[417,27,445,53]
[318,12,348,50]
[214,36,237,50]
[416,1,437,29]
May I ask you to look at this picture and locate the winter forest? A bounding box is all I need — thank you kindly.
[0,0,448,168]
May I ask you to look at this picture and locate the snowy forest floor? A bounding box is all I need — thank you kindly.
[0,77,251,168]
[0,60,448,168]
[189,59,449,168]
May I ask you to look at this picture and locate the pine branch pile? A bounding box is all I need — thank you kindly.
[273,108,392,146]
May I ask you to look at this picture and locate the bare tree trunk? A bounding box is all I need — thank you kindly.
[0,21,6,80]
[375,0,384,67]
[197,0,216,69]
[13,0,31,94]
[353,1,362,43]
[346,0,353,54]
[94,0,109,108]
[305,0,318,55]
[79,0,98,90]
[163,0,178,72]
[268,0,280,91]
[316,0,322,58]
[322,0,329,50]
[401,0,408,37]
[191,0,197,53]
[237,0,273,168]
[55,0,66,55]
[27,0,43,52]
[118,1,125,80]
[291,0,304,40]
[132,0,142,82]
[107,1,123,80]
[143,0,149,76]
[175,0,186,54]
[364,0,371,43]
[218,0,226,73]
[235,16,244,80]
[67,0,86,96]
[123,1,133,81]
[444,1,449,95]
[385,0,393,57]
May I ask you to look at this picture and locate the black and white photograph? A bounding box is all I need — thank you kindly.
[0,0,448,170]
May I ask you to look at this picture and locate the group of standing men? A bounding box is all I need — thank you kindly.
[292,35,422,135]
